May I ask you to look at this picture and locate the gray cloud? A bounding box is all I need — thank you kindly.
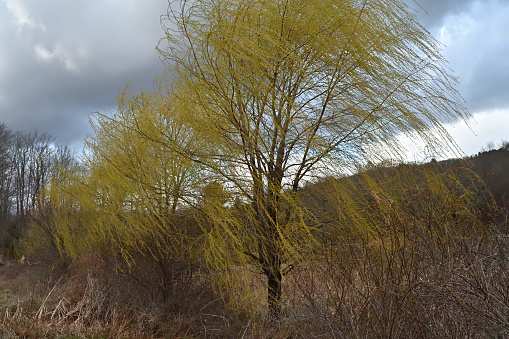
[409,0,477,29]
[403,0,509,155]
[0,0,167,149]
[433,0,509,113]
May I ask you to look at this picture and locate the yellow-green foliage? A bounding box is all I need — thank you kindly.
[306,163,493,242]
[28,84,205,264]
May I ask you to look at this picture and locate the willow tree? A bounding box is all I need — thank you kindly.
[87,85,207,266]
[156,0,469,318]
[37,84,204,282]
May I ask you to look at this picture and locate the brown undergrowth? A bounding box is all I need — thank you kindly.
[0,251,239,338]
[279,229,509,338]
[1,226,508,338]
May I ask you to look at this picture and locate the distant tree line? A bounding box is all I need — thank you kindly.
[466,140,509,222]
[0,122,76,258]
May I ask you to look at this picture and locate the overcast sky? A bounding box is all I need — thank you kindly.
[1,0,508,157]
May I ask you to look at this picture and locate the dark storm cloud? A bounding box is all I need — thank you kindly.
[406,0,509,155]
[0,0,167,149]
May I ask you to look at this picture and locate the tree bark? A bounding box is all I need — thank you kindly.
[267,265,282,321]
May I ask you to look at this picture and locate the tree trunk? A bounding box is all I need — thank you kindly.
[267,267,282,320]
[159,258,173,302]
[255,175,284,320]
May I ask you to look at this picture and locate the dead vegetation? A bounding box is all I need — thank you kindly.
[1,220,508,338]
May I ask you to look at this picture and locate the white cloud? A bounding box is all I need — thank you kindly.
[396,108,509,162]
[33,43,88,73]
[33,44,54,61]
[446,108,509,155]
[3,0,45,32]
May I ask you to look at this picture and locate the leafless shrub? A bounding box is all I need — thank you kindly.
[280,220,509,338]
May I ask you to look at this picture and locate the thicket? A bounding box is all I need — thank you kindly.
[1,121,508,337]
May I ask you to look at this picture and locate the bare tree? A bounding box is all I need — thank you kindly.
[0,123,13,256]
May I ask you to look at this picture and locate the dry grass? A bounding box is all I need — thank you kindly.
[0,252,241,338]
